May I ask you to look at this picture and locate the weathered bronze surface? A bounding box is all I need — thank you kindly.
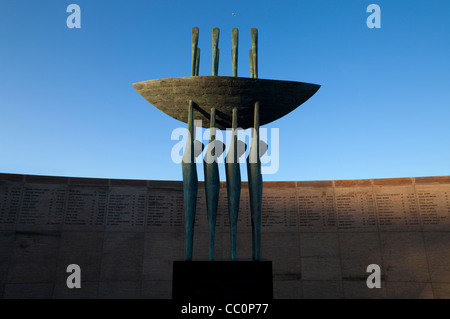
[182,101,198,261]
[225,108,242,261]
[231,28,238,77]
[212,28,219,76]
[247,101,263,261]
[250,28,258,78]
[133,76,320,130]
[203,108,221,260]
[191,27,199,76]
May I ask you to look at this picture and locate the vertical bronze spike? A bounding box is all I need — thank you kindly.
[195,48,200,76]
[212,28,220,76]
[251,28,258,78]
[231,28,239,77]
[191,27,199,76]
[215,49,219,76]
[249,49,254,78]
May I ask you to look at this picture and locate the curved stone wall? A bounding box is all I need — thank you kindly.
[1,173,449,298]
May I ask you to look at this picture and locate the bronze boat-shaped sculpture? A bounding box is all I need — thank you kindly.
[133,27,320,262]
[133,76,320,130]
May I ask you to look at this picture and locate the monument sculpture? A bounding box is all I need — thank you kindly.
[133,27,320,262]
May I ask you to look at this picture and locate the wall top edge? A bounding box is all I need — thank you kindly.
[0,173,449,187]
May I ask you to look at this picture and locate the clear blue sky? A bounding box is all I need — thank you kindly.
[1,0,449,182]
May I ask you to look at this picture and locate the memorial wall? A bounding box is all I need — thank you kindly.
[1,173,450,298]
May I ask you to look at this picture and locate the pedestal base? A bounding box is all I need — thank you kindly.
[172,261,273,300]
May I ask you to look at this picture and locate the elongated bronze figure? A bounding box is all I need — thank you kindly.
[203,108,221,260]
[247,102,263,260]
[182,101,198,260]
[225,108,241,260]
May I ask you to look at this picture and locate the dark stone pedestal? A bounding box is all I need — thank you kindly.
[172,261,273,300]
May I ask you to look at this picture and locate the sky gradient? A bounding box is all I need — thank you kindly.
[1,0,449,182]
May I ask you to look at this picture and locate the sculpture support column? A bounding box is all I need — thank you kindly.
[182,100,198,261]
[204,108,220,260]
[225,108,241,261]
[247,101,262,260]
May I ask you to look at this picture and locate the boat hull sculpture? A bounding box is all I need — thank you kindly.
[133,76,320,130]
